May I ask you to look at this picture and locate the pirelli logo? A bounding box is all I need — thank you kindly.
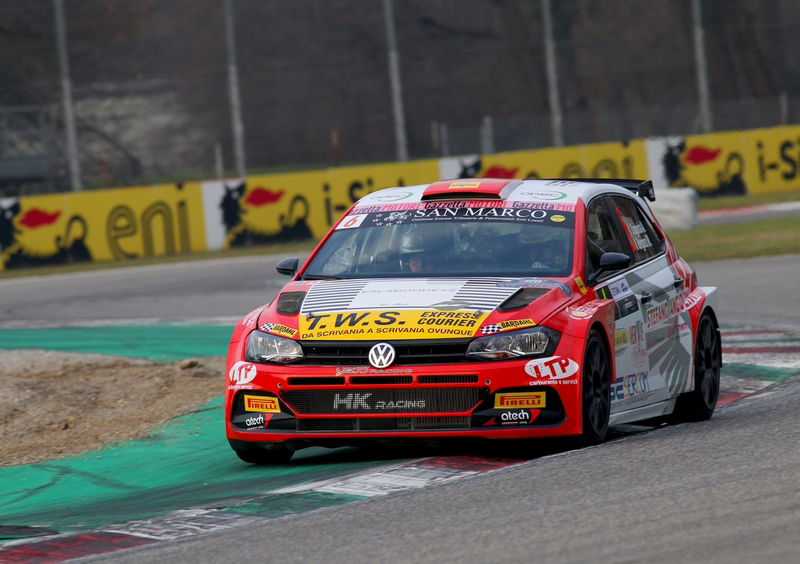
[244,395,281,413]
[494,392,546,409]
[449,181,480,189]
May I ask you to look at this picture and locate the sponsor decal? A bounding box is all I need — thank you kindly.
[336,214,367,229]
[525,356,580,381]
[228,361,257,386]
[567,305,594,319]
[494,392,545,409]
[602,278,633,299]
[298,309,490,340]
[336,366,413,375]
[244,395,280,413]
[629,321,644,346]
[332,393,426,411]
[302,279,517,313]
[241,308,261,328]
[496,278,572,297]
[645,294,686,328]
[550,214,566,222]
[372,191,414,202]
[501,409,532,424]
[574,276,588,294]
[259,322,298,338]
[480,318,536,335]
[449,181,481,189]
[339,204,576,228]
[611,372,650,401]
[680,289,704,312]
[567,300,607,319]
[518,190,567,201]
[244,413,265,428]
[615,329,630,356]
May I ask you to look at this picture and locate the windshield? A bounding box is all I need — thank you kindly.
[304,202,575,279]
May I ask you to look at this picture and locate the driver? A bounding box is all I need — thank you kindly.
[517,223,569,271]
[399,229,446,272]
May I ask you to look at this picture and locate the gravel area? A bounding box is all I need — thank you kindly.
[0,350,224,466]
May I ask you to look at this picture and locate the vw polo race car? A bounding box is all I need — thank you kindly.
[225,178,721,464]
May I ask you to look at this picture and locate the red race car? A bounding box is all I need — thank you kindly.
[225,178,721,463]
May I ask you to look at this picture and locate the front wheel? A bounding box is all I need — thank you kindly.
[581,330,611,445]
[671,311,721,422]
[229,439,294,465]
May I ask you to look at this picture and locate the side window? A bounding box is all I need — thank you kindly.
[609,196,664,263]
[585,196,628,276]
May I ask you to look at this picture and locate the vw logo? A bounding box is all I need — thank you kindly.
[368,343,396,369]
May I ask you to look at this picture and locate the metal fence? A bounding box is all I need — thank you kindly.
[0,0,798,196]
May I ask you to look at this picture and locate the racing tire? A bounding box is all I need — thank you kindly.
[229,440,294,465]
[671,311,721,422]
[580,329,611,445]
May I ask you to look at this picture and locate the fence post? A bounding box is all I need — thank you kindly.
[480,115,494,154]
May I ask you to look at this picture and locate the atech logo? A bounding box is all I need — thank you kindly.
[494,392,545,409]
[244,395,280,413]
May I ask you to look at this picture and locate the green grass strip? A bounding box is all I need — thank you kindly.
[0,325,234,362]
[722,362,797,382]
[0,397,388,536]
[220,491,364,517]
[668,214,800,261]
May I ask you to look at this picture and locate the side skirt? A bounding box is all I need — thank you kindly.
[609,397,677,426]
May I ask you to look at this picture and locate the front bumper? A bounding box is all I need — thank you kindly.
[225,345,584,443]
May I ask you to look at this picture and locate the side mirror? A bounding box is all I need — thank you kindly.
[276,257,299,276]
[587,252,631,285]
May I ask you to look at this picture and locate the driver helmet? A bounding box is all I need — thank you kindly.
[518,223,568,265]
[399,227,447,271]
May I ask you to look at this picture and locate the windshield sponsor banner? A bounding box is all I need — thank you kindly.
[347,202,575,227]
[298,309,490,339]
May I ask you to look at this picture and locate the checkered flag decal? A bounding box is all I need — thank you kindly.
[260,323,274,332]
[481,324,502,335]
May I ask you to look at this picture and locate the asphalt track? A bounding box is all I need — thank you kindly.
[0,253,798,563]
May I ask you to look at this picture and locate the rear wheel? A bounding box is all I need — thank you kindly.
[581,330,611,445]
[672,311,721,422]
[229,440,294,465]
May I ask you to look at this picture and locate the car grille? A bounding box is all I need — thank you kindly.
[281,387,484,414]
[296,416,471,432]
[298,339,472,366]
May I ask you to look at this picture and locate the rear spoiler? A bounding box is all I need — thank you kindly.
[546,178,656,202]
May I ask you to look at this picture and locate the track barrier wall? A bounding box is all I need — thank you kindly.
[1,124,798,271]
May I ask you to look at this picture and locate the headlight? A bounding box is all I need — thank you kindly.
[245,331,304,363]
[466,327,560,360]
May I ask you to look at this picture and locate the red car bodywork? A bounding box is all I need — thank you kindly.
[224,178,718,458]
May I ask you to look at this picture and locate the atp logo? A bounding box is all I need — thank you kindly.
[229,361,257,385]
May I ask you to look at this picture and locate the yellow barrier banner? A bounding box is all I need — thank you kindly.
[1,183,205,271]
[200,159,440,249]
[645,125,800,196]
[438,140,650,181]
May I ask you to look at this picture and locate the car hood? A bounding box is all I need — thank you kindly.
[268,277,573,340]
